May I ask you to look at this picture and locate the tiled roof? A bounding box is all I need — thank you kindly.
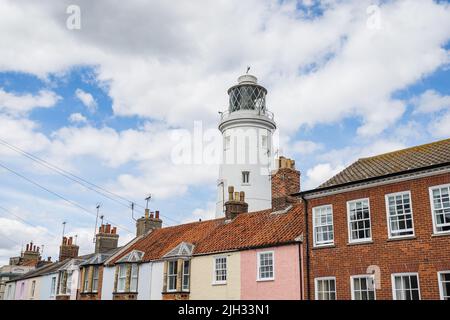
[109,204,303,264]
[8,260,67,282]
[319,138,450,189]
[109,218,224,264]
[194,204,303,254]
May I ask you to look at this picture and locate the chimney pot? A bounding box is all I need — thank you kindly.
[239,191,245,202]
[33,245,36,252]
[105,224,111,233]
[48,257,51,262]
[155,210,160,219]
[26,244,29,251]
[112,227,117,234]
[228,186,234,200]
[145,209,150,219]
[234,192,239,201]
[150,212,154,219]
[68,237,73,245]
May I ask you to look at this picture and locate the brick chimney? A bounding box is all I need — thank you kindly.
[95,224,119,254]
[271,156,300,211]
[22,241,40,263]
[59,236,79,261]
[224,186,248,220]
[136,209,162,237]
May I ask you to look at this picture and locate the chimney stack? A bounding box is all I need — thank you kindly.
[271,156,300,211]
[22,241,41,263]
[59,236,79,261]
[136,209,163,237]
[224,186,248,220]
[95,223,120,254]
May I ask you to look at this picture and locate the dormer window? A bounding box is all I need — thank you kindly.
[113,250,144,294]
[162,242,193,295]
[114,263,139,293]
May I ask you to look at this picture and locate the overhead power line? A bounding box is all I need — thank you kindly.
[0,161,134,235]
[0,138,180,225]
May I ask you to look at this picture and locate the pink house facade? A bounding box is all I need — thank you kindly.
[240,244,303,300]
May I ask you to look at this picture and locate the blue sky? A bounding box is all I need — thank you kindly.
[0,0,450,264]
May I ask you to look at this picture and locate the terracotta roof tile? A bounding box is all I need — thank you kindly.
[319,138,450,188]
[110,204,304,264]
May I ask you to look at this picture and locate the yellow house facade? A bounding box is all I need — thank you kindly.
[190,251,240,300]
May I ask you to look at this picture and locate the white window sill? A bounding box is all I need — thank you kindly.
[432,232,450,238]
[212,281,227,286]
[257,278,274,282]
[347,239,373,246]
[387,235,416,241]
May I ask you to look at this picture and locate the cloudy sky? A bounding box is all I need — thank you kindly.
[0,0,449,265]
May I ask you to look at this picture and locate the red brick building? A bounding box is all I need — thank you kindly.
[297,138,450,300]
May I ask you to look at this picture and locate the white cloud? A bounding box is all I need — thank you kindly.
[184,201,216,223]
[428,111,450,138]
[0,0,448,134]
[290,140,324,155]
[304,163,345,190]
[412,89,450,114]
[0,88,59,115]
[68,112,87,123]
[75,89,97,113]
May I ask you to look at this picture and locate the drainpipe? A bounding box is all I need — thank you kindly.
[300,194,310,300]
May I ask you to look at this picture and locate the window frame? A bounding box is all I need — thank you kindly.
[438,271,450,300]
[350,275,376,300]
[83,267,89,293]
[167,260,178,292]
[257,251,275,281]
[429,184,450,235]
[312,205,334,247]
[242,171,250,185]
[128,263,139,293]
[50,276,56,297]
[385,191,415,239]
[117,264,127,293]
[31,280,36,298]
[391,272,421,300]
[92,266,100,293]
[347,198,372,243]
[314,277,337,300]
[213,256,228,285]
[182,260,190,292]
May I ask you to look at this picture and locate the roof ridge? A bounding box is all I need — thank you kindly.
[358,138,450,161]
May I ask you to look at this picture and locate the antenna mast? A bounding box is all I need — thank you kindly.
[145,194,152,210]
[131,202,136,221]
[93,203,101,243]
[62,221,66,239]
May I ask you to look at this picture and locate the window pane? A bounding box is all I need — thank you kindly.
[352,276,376,300]
[348,200,371,241]
[316,278,336,300]
[394,275,420,300]
[313,206,334,245]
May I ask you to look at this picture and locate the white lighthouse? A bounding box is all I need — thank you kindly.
[216,74,277,217]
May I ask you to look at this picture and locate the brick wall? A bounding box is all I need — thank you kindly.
[306,172,450,300]
[271,167,300,210]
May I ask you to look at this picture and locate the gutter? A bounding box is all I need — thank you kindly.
[299,194,310,300]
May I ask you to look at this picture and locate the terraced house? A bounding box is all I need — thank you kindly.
[102,158,304,300]
[297,138,450,300]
